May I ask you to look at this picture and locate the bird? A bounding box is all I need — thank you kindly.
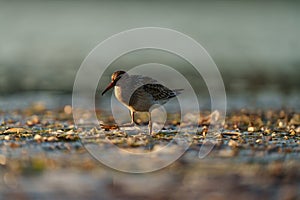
[101,70,183,135]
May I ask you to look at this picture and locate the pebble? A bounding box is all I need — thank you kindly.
[3,128,31,134]
[34,134,42,141]
[263,128,272,135]
[26,115,40,126]
[4,135,10,140]
[255,139,263,144]
[247,126,255,132]
[64,105,72,115]
[0,154,6,165]
[228,139,239,148]
[47,136,58,142]
[222,131,241,136]
[271,132,277,137]
[219,149,235,157]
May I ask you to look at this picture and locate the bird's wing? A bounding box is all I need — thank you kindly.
[130,75,158,85]
[142,84,179,101]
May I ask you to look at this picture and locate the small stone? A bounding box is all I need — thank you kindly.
[256,139,262,144]
[222,131,241,136]
[200,126,208,136]
[219,149,235,157]
[100,124,119,131]
[247,126,255,132]
[289,114,300,125]
[0,154,6,165]
[9,142,20,148]
[278,121,286,128]
[264,128,271,135]
[127,137,136,146]
[264,136,272,142]
[289,129,296,136]
[172,120,180,126]
[26,115,40,126]
[26,120,33,126]
[271,132,277,137]
[34,134,42,141]
[47,136,58,142]
[31,102,46,112]
[228,139,239,148]
[4,128,31,134]
[64,105,72,115]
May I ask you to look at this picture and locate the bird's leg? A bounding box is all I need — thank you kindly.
[144,112,155,151]
[148,112,153,135]
[130,110,135,125]
[120,110,135,127]
[122,110,135,127]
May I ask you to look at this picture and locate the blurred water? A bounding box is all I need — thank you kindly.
[0,92,72,110]
[0,90,299,112]
[0,0,299,101]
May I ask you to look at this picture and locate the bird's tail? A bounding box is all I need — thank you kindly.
[173,89,184,96]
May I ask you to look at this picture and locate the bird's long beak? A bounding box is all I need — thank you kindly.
[102,81,115,95]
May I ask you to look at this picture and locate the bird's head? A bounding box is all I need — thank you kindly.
[102,70,127,95]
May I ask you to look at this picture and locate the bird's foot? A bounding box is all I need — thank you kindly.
[119,122,135,127]
[150,131,156,137]
[100,124,119,131]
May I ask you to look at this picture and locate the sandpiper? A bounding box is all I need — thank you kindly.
[102,70,183,135]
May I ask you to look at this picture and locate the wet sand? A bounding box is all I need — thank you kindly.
[0,102,299,199]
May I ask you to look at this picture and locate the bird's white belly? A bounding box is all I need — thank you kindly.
[114,85,154,112]
[114,86,131,108]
